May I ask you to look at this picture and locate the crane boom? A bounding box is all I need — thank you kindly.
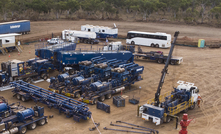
[154,31,179,106]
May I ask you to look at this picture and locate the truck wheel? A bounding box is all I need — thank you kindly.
[156,44,159,48]
[37,119,46,126]
[170,60,175,65]
[27,78,32,83]
[151,43,154,47]
[69,69,75,75]
[84,39,87,44]
[93,98,98,104]
[21,96,26,102]
[189,102,195,110]
[166,116,171,123]
[19,126,27,134]
[183,108,189,113]
[157,59,163,64]
[99,96,105,102]
[131,41,135,45]
[16,94,21,100]
[91,41,94,45]
[28,122,37,130]
[75,92,81,98]
[43,75,48,80]
[105,93,112,99]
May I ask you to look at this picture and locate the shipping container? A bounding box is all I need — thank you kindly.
[0,20,30,34]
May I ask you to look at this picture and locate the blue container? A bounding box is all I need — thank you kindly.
[113,96,125,107]
[17,108,34,122]
[97,101,110,113]
[0,103,8,113]
[0,20,30,34]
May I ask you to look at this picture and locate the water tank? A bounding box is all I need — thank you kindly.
[17,108,34,122]
[0,103,8,113]
[58,73,69,82]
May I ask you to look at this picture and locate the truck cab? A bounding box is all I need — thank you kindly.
[176,80,199,104]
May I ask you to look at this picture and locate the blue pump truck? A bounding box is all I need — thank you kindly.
[0,58,54,89]
[48,56,143,103]
[0,20,30,34]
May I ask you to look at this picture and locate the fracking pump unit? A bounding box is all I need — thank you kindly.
[48,56,144,104]
[138,31,200,125]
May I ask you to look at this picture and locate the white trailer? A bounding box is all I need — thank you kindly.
[81,24,118,39]
[0,33,21,54]
[62,30,99,44]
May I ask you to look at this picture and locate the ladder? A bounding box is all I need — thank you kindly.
[0,47,7,55]
[16,45,23,53]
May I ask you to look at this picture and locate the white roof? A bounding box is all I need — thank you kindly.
[82,24,113,29]
[0,33,21,38]
[11,59,24,63]
[128,31,169,35]
[0,20,29,25]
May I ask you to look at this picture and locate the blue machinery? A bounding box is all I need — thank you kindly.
[10,80,92,122]
[48,56,144,104]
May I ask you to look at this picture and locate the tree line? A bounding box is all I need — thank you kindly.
[0,0,221,24]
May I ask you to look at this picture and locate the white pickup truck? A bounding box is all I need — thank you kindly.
[47,38,64,45]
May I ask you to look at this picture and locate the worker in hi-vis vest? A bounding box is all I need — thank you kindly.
[197,94,203,108]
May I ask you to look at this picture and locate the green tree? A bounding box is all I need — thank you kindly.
[211,3,221,22]
[139,0,159,20]
[0,0,10,21]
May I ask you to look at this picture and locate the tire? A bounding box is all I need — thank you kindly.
[93,98,98,104]
[43,75,48,80]
[16,94,21,100]
[105,93,112,99]
[151,43,154,47]
[21,96,26,102]
[69,69,75,75]
[27,78,32,83]
[84,39,87,44]
[157,59,163,64]
[99,96,105,102]
[37,119,46,126]
[156,44,159,48]
[166,116,171,123]
[131,41,135,45]
[75,92,81,98]
[91,41,94,45]
[40,73,45,79]
[189,102,195,110]
[28,122,37,130]
[19,126,27,134]
[170,60,175,65]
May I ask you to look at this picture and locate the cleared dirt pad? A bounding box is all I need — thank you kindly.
[1,21,221,134]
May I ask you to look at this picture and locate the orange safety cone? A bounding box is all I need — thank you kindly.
[18,52,20,56]
[8,54,10,57]
[29,50,31,54]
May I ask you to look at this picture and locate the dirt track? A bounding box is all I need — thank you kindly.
[1,21,221,134]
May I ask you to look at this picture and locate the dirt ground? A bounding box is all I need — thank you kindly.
[1,21,221,134]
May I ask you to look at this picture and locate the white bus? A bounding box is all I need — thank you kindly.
[126,31,171,48]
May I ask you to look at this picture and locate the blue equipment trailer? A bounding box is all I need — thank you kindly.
[35,42,77,60]
[0,103,48,134]
[10,80,92,122]
[0,20,30,34]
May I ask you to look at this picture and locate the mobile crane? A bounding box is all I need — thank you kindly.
[138,31,200,125]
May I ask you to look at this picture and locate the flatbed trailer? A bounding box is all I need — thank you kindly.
[10,80,92,122]
[134,52,183,65]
